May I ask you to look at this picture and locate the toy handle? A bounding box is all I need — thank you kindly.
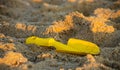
[26,36,55,46]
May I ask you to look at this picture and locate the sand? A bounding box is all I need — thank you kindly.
[0,0,120,70]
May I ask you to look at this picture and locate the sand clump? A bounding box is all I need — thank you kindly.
[0,51,27,67]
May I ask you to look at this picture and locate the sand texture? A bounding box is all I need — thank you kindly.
[0,0,120,70]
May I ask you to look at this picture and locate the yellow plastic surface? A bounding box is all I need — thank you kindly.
[26,36,100,55]
[68,38,100,54]
[26,36,55,46]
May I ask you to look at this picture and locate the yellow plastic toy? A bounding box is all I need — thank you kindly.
[26,36,100,55]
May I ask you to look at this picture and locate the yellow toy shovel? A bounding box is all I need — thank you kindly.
[26,36,100,55]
